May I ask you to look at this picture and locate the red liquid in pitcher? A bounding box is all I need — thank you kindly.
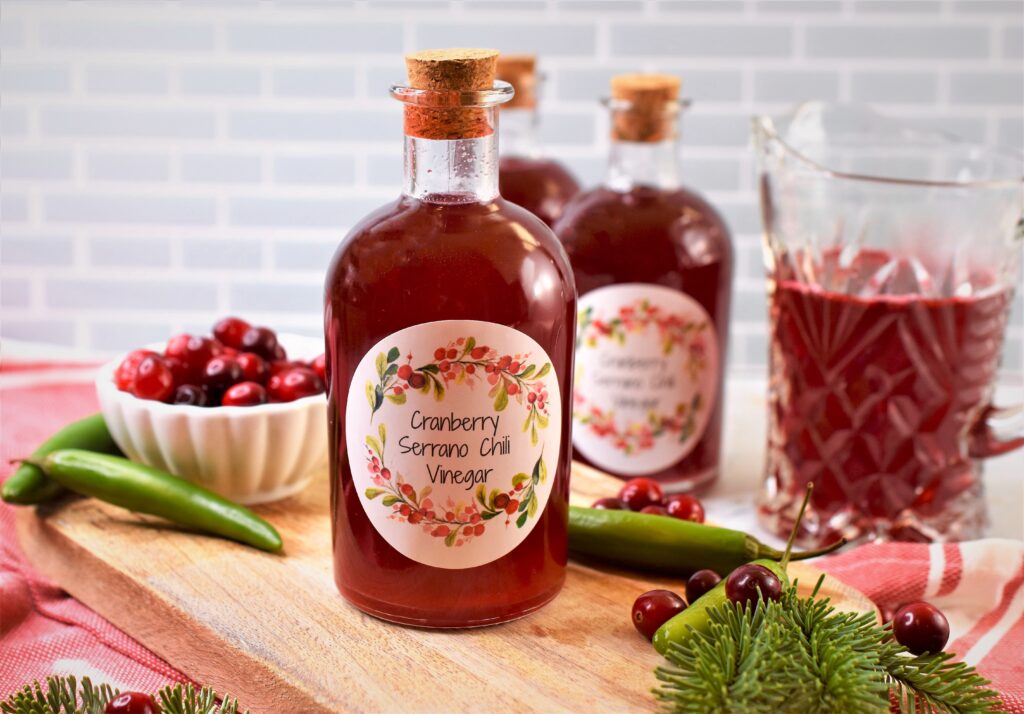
[555,185,733,489]
[764,250,1011,543]
[499,156,580,228]
[325,194,575,627]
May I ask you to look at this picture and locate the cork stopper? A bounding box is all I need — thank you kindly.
[610,73,682,142]
[404,48,499,140]
[496,54,537,109]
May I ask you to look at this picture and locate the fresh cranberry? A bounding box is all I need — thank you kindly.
[212,316,251,349]
[893,602,949,654]
[632,589,686,640]
[131,356,174,402]
[171,384,208,407]
[202,356,243,393]
[164,356,190,386]
[725,564,782,608]
[114,349,158,391]
[222,381,268,407]
[267,367,324,402]
[665,494,705,523]
[269,359,306,377]
[240,326,279,360]
[640,504,668,515]
[311,353,326,383]
[272,343,287,361]
[685,569,722,604]
[617,477,664,511]
[236,352,269,383]
[166,335,223,382]
[591,497,624,510]
[105,691,158,714]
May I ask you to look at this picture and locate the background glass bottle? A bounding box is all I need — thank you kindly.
[555,74,733,492]
[496,54,581,228]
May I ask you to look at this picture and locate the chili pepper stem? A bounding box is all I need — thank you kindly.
[772,537,847,562]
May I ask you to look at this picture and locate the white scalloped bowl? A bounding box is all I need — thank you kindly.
[95,333,328,505]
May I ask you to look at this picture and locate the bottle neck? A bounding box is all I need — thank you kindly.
[403,132,500,203]
[606,138,680,192]
[499,107,540,158]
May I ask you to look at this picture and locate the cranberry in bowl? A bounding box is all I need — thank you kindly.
[96,321,328,505]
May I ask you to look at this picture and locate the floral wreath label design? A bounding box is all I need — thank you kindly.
[572,283,718,476]
[345,319,562,570]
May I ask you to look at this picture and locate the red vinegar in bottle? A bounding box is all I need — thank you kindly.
[496,54,580,228]
[554,74,733,492]
[325,49,576,628]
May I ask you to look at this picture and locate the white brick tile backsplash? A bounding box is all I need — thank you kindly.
[180,66,263,96]
[89,321,179,352]
[272,239,340,271]
[1,235,75,266]
[950,71,1024,105]
[46,278,219,311]
[41,109,217,140]
[612,24,793,58]
[0,63,72,94]
[0,0,1020,369]
[805,25,990,59]
[753,70,841,103]
[182,153,263,184]
[40,21,216,52]
[181,238,263,270]
[1,277,32,308]
[0,319,76,347]
[229,281,323,313]
[416,22,598,56]
[89,237,174,268]
[85,65,170,95]
[273,67,358,98]
[44,194,217,225]
[2,149,74,180]
[850,71,939,104]
[273,154,357,185]
[87,152,170,182]
[227,22,404,54]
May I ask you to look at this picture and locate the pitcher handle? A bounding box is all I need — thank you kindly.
[969,402,1024,458]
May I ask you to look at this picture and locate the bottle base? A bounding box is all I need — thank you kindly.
[335,574,566,629]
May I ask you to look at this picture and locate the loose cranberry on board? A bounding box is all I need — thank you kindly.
[685,569,721,604]
[640,504,668,516]
[591,497,624,510]
[725,564,782,607]
[617,477,664,511]
[665,494,705,523]
[632,589,686,640]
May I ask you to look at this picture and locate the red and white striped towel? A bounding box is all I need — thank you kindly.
[1,359,1022,708]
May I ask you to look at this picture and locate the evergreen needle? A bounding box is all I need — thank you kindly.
[1,677,248,714]
[654,583,1001,714]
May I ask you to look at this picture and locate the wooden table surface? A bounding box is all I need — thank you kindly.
[17,461,875,713]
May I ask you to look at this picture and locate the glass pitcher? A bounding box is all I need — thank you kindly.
[753,102,1023,546]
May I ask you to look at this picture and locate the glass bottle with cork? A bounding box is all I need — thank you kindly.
[325,49,576,628]
[554,74,733,492]
[496,54,581,228]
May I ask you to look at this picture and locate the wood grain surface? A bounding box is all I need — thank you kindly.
[17,461,875,713]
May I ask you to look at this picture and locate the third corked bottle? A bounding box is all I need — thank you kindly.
[554,74,733,492]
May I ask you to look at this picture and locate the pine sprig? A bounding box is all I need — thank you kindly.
[654,580,1002,714]
[1,677,248,714]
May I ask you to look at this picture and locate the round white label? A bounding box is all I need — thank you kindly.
[572,284,718,476]
[345,320,562,570]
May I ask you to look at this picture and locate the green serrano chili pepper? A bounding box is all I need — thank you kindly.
[2,414,120,505]
[32,450,283,553]
[652,558,787,655]
[568,505,842,576]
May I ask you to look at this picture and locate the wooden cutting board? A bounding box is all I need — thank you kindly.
[16,461,875,713]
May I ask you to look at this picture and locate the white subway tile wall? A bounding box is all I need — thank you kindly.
[0,0,1021,371]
